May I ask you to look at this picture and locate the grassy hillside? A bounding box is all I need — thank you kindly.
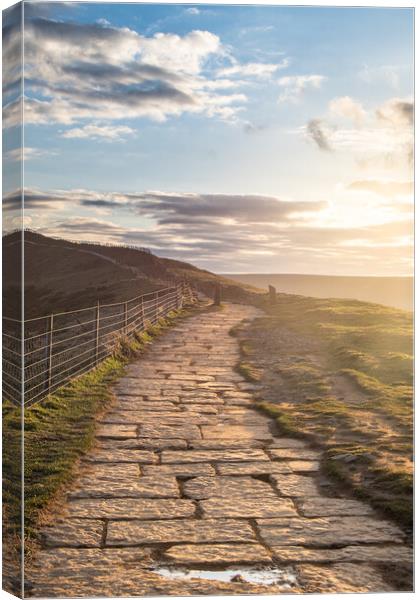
[225,273,413,311]
[3,231,257,318]
[235,293,413,530]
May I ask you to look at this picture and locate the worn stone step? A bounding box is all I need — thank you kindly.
[41,519,104,548]
[137,424,202,439]
[97,438,188,451]
[69,476,180,500]
[182,476,277,500]
[269,449,321,461]
[107,518,257,546]
[142,463,216,478]
[68,498,196,520]
[201,425,272,441]
[216,461,292,476]
[256,516,405,546]
[84,449,158,464]
[162,543,272,565]
[270,474,320,497]
[200,495,298,519]
[161,449,269,464]
[297,497,375,517]
[273,544,413,563]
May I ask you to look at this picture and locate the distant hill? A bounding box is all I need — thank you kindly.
[3,231,256,319]
[224,273,413,311]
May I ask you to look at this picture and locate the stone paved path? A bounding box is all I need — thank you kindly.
[29,304,412,596]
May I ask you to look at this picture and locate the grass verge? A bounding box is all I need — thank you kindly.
[233,294,413,532]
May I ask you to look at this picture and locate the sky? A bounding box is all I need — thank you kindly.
[2,1,414,275]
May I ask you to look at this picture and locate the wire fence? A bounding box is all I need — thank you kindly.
[3,283,196,408]
[3,228,152,254]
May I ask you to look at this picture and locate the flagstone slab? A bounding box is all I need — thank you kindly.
[179,396,224,405]
[269,449,321,461]
[161,449,269,464]
[295,563,394,593]
[69,476,180,499]
[41,519,104,548]
[96,424,137,439]
[68,498,196,520]
[181,405,219,414]
[270,474,320,497]
[142,463,216,478]
[138,424,202,439]
[298,497,375,517]
[224,398,253,406]
[189,439,265,450]
[200,496,297,519]
[98,438,188,451]
[201,425,272,440]
[256,516,405,546]
[273,544,413,563]
[216,461,292,476]
[78,463,140,482]
[104,413,216,426]
[30,547,153,572]
[168,374,215,382]
[107,518,256,546]
[288,460,320,472]
[182,476,278,500]
[84,449,158,464]
[111,402,180,412]
[269,439,312,449]
[162,543,272,565]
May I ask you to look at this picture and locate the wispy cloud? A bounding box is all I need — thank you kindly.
[218,59,289,79]
[278,74,326,103]
[3,146,57,161]
[347,179,413,197]
[62,124,136,141]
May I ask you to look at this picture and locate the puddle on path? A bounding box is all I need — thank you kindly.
[153,565,297,587]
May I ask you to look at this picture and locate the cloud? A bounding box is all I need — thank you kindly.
[329,96,366,125]
[305,96,413,167]
[4,147,56,161]
[306,119,332,151]
[62,124,136,141]
[239,25,275,36]
[125,192,326,224]
[376,98,413,126]
[278,74,326,103]
[347,180,413,197]
[358,64,402,89]
[5,16,259,129]
[15,185,412,275]
[218,59,289,79]
[3,188,68,212]
[185,8,200,15]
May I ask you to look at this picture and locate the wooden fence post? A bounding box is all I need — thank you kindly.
[269,285,277,305]
[95,301,100,364]
[48,313,54,394]
[214,283,222,306]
